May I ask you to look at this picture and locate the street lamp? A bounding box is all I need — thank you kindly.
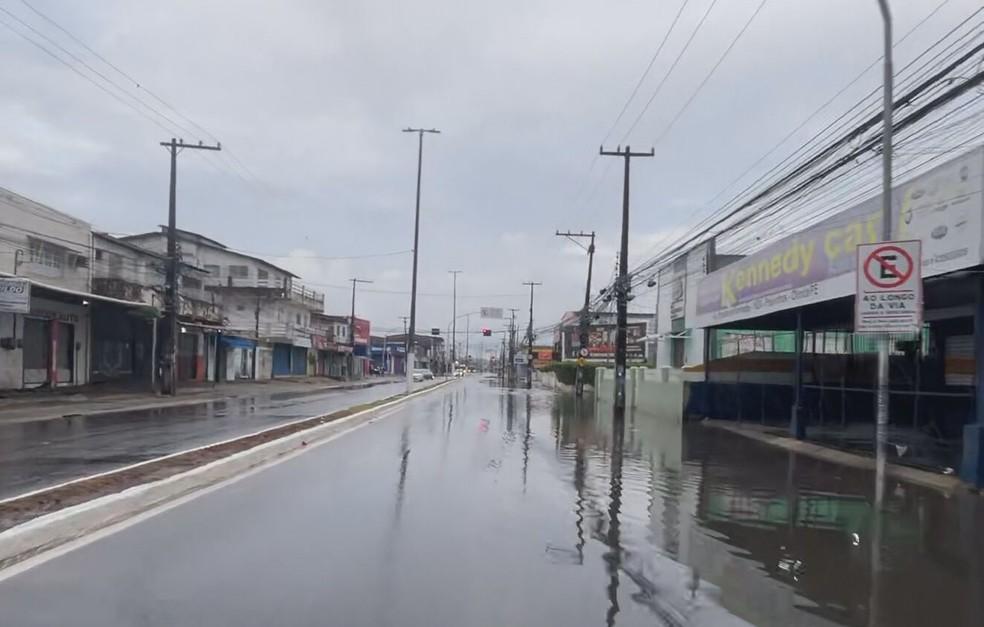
[403,127,441,392]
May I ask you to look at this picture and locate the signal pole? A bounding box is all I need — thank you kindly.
[600,145,653,415]
[160,138,221,396]
[556,230,596,396]
[402,127,441,392]
[349,278,373,379]
[522,281,542,389]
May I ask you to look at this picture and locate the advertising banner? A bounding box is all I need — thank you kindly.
[0,278,30,314]
[480,307,504,319]
[586,322,647,360]
[696,147,983,327]
[353,318,370,345]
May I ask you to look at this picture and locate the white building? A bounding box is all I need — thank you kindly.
[121,227,324,381]
[0,188,152,390]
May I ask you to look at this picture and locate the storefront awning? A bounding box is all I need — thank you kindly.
[10,275,160,317]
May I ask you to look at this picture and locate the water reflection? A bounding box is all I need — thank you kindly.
[546,388,984,626]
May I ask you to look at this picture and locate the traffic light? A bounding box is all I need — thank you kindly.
[481,327,492,337]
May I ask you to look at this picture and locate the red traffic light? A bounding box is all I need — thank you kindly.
[481,328,492,336]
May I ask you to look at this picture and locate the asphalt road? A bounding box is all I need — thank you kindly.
[1,378,982,626]
[0,380,414,500]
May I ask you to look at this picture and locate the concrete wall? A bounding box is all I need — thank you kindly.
[594,367,689,417]
[0,188,92,293]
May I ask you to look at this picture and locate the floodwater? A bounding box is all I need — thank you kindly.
[0,377,981,626]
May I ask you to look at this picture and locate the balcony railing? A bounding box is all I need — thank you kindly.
[205,276,325,311]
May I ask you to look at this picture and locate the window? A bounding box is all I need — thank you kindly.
[95,249,104,260]
[183,276,202,290]
[228,265,249,278]
[204,264,220,276]
[236,304,246,312]
[296,313,301,325]
[27,237,66,268]
[257,269,268,280]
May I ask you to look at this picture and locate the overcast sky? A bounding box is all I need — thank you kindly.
[1,0,978,349]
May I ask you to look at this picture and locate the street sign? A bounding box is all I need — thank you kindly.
[430,327,440,335]
[513,354,527,365]
[480,307,503,319]
[576,357,586,367]
[0,278,30,313]
[578,347,589,358]
[855,240,922,334]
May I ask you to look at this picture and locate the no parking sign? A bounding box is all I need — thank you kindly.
[855,240,922,334]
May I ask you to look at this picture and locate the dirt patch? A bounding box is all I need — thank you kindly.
[0,393,406,533]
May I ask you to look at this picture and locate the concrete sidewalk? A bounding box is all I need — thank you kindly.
[0,376,403,424]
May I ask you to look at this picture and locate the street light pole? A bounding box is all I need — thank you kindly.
[449,270,462,367]
[402,127,441,393]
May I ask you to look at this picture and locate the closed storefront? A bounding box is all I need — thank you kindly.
[272,343,291,376]
[291,346,307,375]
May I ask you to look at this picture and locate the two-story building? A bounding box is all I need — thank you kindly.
[310,313,351,378]
[121,227,324,381]
[0,188,154,390]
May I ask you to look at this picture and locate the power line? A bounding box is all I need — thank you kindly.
[652,0,769,144]
[620,0,720,142]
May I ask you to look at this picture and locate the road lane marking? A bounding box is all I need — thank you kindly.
[0,379,460,581]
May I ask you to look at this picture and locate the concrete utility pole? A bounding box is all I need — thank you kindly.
[348,278,373,379]
[556,230,596,396]
[523,281,542,389]
[507,308,519,387]
[160,137,221,396]
[402,127,440,393]
[449,270,462,366]
[599,145,653,414]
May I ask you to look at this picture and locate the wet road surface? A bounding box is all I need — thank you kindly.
[0,381,412,500]
[0,378,982,626]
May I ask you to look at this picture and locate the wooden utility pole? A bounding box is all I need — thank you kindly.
[599,145,653,414]
[556,230,596,396]
[160,138,221,396]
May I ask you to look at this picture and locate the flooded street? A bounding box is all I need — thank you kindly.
[1,378,981,626]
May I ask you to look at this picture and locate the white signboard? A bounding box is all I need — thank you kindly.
[480,307,504,319]
[0,278,30,313]
[513,353,527,365]
[855,240,922,334]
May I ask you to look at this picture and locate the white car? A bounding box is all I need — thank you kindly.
[412,369,433,382]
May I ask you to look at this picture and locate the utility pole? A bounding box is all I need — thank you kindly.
[556,230,596,396]
[507,308,519,387]
[522,281,542,389]
[349,278,373,379]
[600,145,653,414]
[398,316,409,376]
[449,270,462,366]
[160,137,221,396]
[402,127,441,392]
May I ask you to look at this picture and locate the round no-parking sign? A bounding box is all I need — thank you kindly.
[855,240,922,334]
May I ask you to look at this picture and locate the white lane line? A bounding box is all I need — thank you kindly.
[0,380,458,582]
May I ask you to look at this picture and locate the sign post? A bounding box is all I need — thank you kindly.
[855,240,922,334]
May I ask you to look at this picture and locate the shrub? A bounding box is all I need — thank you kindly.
[540,361,597,386]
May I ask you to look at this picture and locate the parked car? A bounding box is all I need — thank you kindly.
[412,369,433,382]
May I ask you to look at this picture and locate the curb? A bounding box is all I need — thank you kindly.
[0,379,453,572]
[0,378,403,425]
[703,420,966,494]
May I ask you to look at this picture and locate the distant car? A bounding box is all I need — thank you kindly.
[412,369,433,382]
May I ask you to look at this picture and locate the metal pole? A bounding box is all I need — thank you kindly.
[465,313,471,369]
[580,233,596,396]
[449,270,461,366]
[523,281,541,389]
[402,127,440,393]
[871,4,893,626]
